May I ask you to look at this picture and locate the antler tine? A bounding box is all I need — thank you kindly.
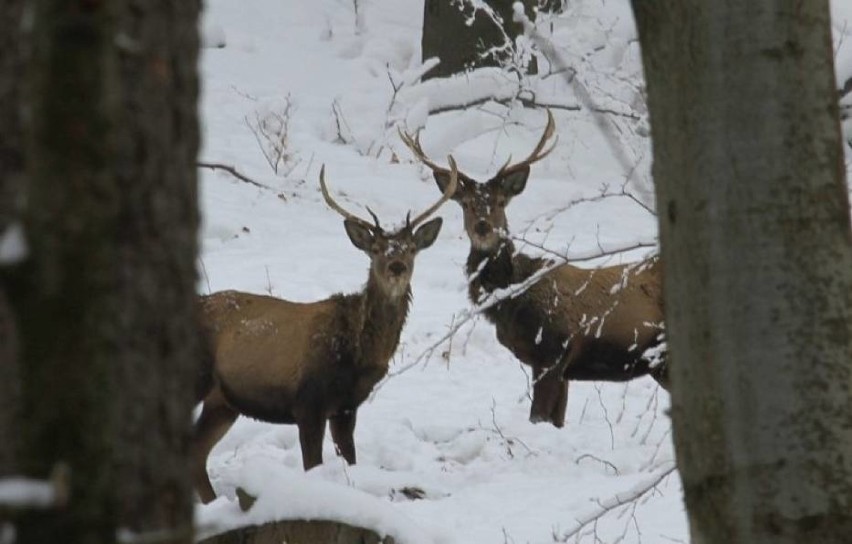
[408,155,459,229]
[365,206,382,229]
[398,127,453,176]
[497,109,558,176]
[319,165,376,231]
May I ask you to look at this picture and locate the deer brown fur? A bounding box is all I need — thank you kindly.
[401,112,666,428]
[192,164,457,503]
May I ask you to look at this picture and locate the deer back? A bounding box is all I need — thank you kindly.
[480,255,662,370]
[201,290,340,394]
[543,258,663,347]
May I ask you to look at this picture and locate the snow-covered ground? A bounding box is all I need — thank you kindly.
[194,1,852,543]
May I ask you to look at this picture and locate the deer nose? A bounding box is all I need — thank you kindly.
[474,220,491,237]
[388,261,407,276]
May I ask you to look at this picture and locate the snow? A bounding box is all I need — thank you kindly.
[195,1,852,542]
[0,478,55,508]
[0,223,27,265]
[196,459,452,544]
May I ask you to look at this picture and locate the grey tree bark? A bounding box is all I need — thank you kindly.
[2,1,201,542]
[632,1,852,542]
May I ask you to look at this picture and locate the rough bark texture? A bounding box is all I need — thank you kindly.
[632,1,852,542]
[110,2,201,539]
[13,3,123,540]
[421,0,537,79]
[0,0,26,478]
[8,1,200,542]
[198,520,395,544]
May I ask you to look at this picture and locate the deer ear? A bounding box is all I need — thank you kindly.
[344,220,374,252]
[413,217,442,250]
[499,168,530,196]
[433,171,461,200]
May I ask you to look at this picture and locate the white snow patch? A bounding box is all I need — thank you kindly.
[0,223,27,265]
[196,459,454,544]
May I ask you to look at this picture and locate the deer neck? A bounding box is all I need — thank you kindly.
[466,239,516,304]
[356,273,411,368]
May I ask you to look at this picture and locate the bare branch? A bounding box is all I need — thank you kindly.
[575,453,620,475]
[557,465,677,542]
[514,9,639,178]
[197,161,272,190]
[512,236,657,265]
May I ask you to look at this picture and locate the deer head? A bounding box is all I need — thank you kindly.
[399,111,556,252]
[319,160,458,298]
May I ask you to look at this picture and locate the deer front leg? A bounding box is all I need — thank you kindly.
[192,387,239,504]
[296,411,327,470]
[551,379,569,427]
[329,409,357,465]
[530,365,564,428]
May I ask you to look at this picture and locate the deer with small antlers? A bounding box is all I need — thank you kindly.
[192,162,457,503]
[400,112,666,428]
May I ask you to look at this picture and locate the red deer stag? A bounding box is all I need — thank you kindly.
[192,162,458,503]
[400,112,666,428]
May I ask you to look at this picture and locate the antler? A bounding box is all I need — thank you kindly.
[398,128,455,178]
[495,109,557,178]
[319,165,379,231]
[407,155,458,229]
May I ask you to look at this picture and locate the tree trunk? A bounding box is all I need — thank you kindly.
[6,1,201,542]
[632,1,852,542]
[421,0,538,79]
[0,0,26,479]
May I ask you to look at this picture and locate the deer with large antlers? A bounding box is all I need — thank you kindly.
[191,163,457,502]
[401,111,666,428]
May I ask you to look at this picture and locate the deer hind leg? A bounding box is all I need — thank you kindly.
[192,386,239,504]
[530,365,565,428]
[329,409,357,465]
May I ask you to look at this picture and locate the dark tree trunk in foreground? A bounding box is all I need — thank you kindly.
[633,1,852,542]
[109,2,201,539]
[0,0,26,478]
[422,0,539,79]
[4,1,201,542]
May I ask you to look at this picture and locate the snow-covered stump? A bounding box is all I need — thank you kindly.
[197,519,394,544]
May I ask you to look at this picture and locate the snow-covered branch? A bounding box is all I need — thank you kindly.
[197,161,273,191]
[0,464,69,514]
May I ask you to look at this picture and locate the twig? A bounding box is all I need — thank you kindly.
[427,93,640,120]
[512,236,657,265]
[484,399,536,458]
[264,266,274,296]
[575,453,619,475]
[199,259,212,294]
[534,185,655,226]
[558,465,677,542]
[197,161,271,190]
[331,100,354,145]
[594,383,616,450]
[514,8,638,177]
